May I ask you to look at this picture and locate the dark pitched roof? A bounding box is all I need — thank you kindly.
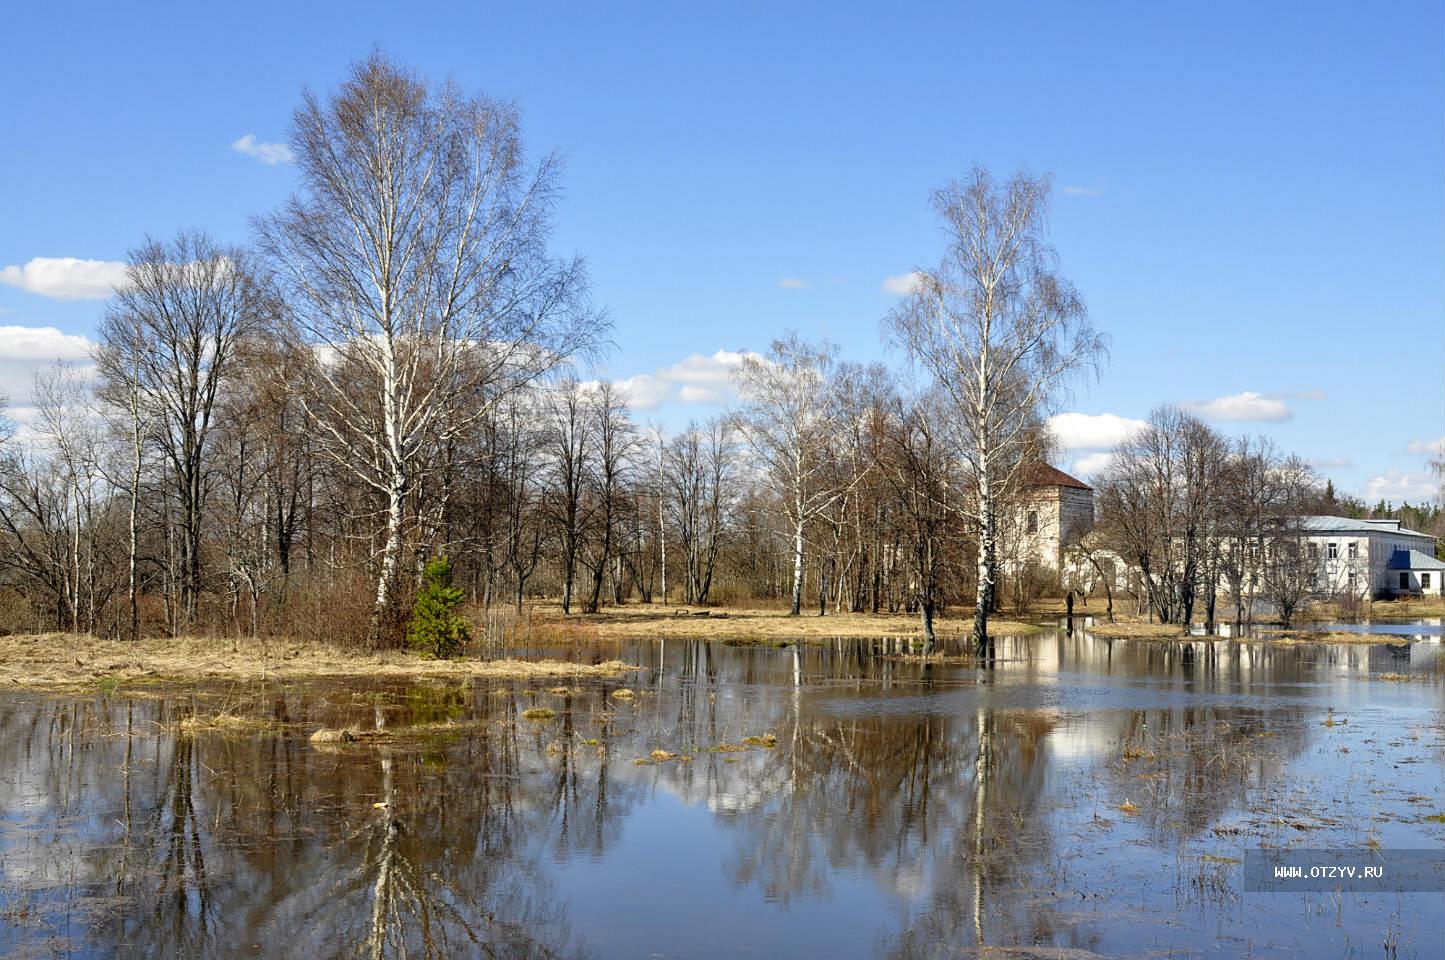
[1026,463,1092,491]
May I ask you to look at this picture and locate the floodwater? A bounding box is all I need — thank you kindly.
[2,628,1443,960]
[1313,620,1445,639]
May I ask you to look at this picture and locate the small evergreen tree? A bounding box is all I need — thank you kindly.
[406,556,470,659]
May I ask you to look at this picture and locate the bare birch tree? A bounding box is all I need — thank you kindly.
[257,53,601,644]
[731,334,850,616]
[887,167,1105,652]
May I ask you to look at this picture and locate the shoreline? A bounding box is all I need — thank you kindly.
[3,598,1435,690]
[523,603,1043,643]
[0,633,638,691]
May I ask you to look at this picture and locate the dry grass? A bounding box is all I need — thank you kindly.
[308,718,487,746]
[528,602,1041,643]
[0,632,638,690]
[1256,629,1408,646]
[1084,621,1191,639]
[171,710,283,734]
[1299,596,1445,621]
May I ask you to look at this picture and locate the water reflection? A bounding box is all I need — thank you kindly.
[1,630,1441,959]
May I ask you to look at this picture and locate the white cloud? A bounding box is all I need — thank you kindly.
[1182,391,1291,423]
[605,349,753,412]
[1406,436,1445,457]
[1294,388,1327,401]
[611,373,671,411]
[1361,470,1441,505]
[1061,185,1103,197]
[1046,411,1147,451]
[1070,451,1116,478]
[1308,456,1354,470]
[0,325,93,363]
[882,271,924,296]
[231,133,295,166]
[0,257,128,299]
[0,325,97,409]
[776,277,809,290]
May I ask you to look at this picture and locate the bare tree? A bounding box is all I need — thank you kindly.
[887,167,1105,652]
[96,231,267,630]
[545,378,592,615]
[581,381,635,613]
[95,310,152,641]
[664,418,736,605]
[732,334,851,616]
[1096,406,1226,628]
[877,392,955,652]
[257,53,602,644]
[1258,456,1320,627]
[33,365,107,635]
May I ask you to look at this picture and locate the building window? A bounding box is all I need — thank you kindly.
[1327,543,1339,560]
[1307,543,1319,560]
[1347,542,1357,560]
[1423,573,1432,590]
[1026,511,1038,535]
[1400,572,1410,590]
[1347,573,1356,590]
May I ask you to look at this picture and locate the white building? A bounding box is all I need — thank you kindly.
[1300,515,1444,598]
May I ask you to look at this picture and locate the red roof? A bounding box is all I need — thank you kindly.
[1025,462,1092,491]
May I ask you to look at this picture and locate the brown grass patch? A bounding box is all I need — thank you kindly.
[1300,597,1445,621]
[524,603,1040,643]
[1258,629,1408,646]
[883,653,976,664]
[1085,622,1191,639]
[0,632,639,690]
[171,711,283,734]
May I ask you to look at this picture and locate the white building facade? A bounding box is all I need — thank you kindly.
[1300,516,1444,598]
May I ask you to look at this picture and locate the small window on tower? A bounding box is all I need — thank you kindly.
[1026,511,1038,535]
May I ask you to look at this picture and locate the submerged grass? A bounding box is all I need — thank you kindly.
[0,632,638,690]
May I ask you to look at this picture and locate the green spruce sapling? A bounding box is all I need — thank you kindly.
[407,556,471,659]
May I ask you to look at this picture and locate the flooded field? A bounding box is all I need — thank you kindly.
[1,628,1442,959]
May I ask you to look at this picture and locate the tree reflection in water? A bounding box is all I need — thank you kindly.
[0,631,1435,959]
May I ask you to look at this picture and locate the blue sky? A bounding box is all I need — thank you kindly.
[1,1,1441,501]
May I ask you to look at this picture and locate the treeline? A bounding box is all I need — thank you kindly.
[0,328,1031,646]
[1,53,1108,652]
[1083,406,1444,627]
